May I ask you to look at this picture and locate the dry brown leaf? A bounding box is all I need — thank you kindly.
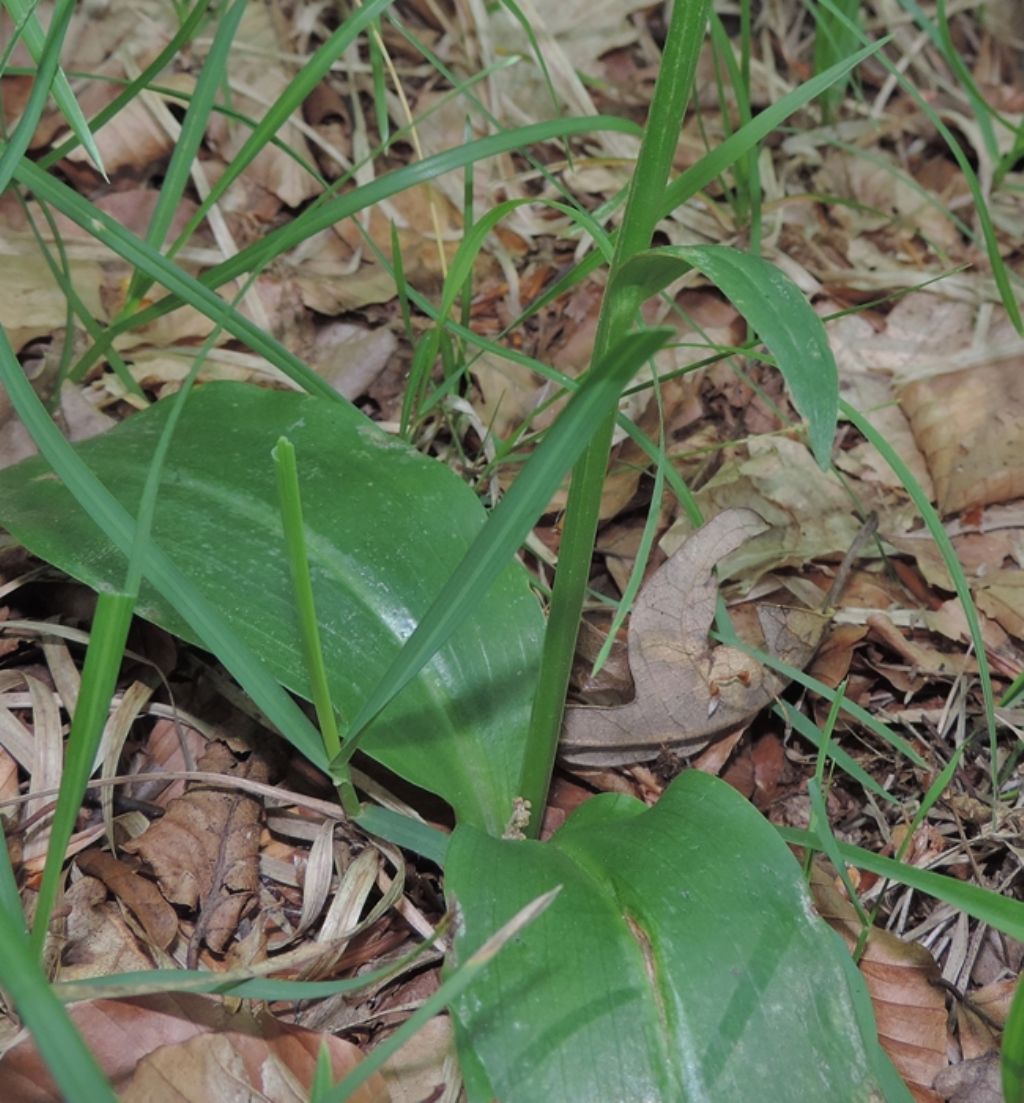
[811,864,948,1102]
[204,2,320,209]
[57,875,156,983]
[75,850,178,952]
[561,509,828,766]
[661,436,864,585]
[901,360,1024,515]
[381,1015,455,1103]
[0,994,388,1103]
[122,741,267,965]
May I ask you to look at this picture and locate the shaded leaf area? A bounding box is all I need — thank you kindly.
[0,382,544,834]
[0,992,388,1102]
[447,770,904,1102]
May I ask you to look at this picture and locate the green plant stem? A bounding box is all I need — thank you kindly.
[518,0,712,833]
[272,437,360,819]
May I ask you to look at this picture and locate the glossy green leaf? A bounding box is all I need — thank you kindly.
[615,244,839,467]
[0,383,544,835]
[446,770,906,1102]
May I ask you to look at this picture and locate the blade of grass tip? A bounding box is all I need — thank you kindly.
[523,0,712,836]
[124,0,248,308]
[38,0,208,169]
[592,424,665,677]
[2,0,106,177]
[0,0,75,194]
[777,825,1024,939]
[20,193,145,400]
[0,904,118,1102]
[0,326,328,771]
[30,592,135,957]
[271,437,360,819]
[332,326,673,770]
[321,888,560,1103]
[839,399,998,796]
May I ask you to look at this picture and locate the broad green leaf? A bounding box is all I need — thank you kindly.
[0,383,544,835]
[616,244,838,467]
[446,770,907,1102]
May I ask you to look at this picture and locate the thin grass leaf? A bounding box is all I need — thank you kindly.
[617,244,838,466]
[840,399,998,792]
[0,0,74,194]
[322,889,558,1103]
[166,0,397,259]
[1003,977,1024,1103]
[62,114,639,380]
[0,905,117,1102]
[774,699,900,804]
[124,0,248,307]
[0,819,24,928]
[333,327,673,769]
[812,0,860,122]
[523,0,713,835]
[777,825,1024,940]
[816,0,1021,331]
[38,0,209,169]
[2,0,106,176]
[29,592,135,956]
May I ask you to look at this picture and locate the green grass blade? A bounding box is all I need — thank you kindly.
[774,699,900,804]
[1003,977,1024,1103]
[124,0,248,306]
[12,157,340,400]
[523,0,713,836]
[166,0,398,259]
[618,244,838,466]
[2,0,106,176]
[816,0,1021,331]
[777,825,1024,940]
[812,0,860,122]
[0,0,74,194]
[63,114,639,381]
[333,327,673,768]
[660,38,884,217]
[840,399,997,791]
[0,905,117,1102]
[30,592,135,956]
[321,889,557,1103]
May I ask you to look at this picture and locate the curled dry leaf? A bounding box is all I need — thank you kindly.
[560,509,828,767]
[0,994,388,1103]
[122,741,267,965]
[74,850,178,952]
